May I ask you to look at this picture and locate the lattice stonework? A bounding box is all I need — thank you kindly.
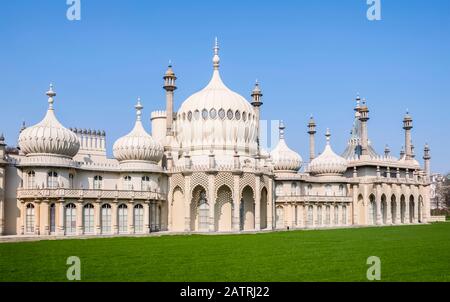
[190,172,209,196]
[214,172,234,199]
[240,173,256,198]
[169,173,185,194]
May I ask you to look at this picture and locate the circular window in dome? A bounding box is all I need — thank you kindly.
[248,113,251,121]
[194,110,200,120]
[242,111,247,121]
[227,110,234,120]
[218,109,225,120]
[182,113,186,121]
[210,108,217,119]
[235,111,241,120]
[187,111,192,121]
[202,109,208,120]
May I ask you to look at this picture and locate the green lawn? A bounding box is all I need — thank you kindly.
[1,223,450,282]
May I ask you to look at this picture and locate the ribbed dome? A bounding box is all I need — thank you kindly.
[18,85,80,158]
[310,130,348,176]
[175,39,258,156]
[270,121,302,172]
[113,100,164,163]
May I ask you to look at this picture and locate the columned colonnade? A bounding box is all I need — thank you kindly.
[19,199,166,236]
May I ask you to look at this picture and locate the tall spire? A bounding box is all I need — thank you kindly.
[325,128,331,145]
[46,83,56,110]
[279,120,285,140]
[213,37,220,70]
[135,97,143,122]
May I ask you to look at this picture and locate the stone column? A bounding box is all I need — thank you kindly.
[20,202,25,235]
[41,201,50,235]
[94,202,101,235]
[268,177,274,230]
[112,203,119,234]
[184,175,192,232]
[35,201,41,235]
[128,202,135,234]
[375,185,382,225]
[255,176,261,231]
[386,196,392,225]
[232,175,241,231]
[208,174,215,232]
[352,185,358,225]
[144,202,150,233]
[58,201,65,236]
[76,201,83,235]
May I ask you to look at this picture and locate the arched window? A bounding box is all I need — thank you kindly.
[307,206,313,226]
[69,174,74,189]
[141,176,151,191]
[369,195,377,225]
[47,171,58,189]
[134,204,144,233]
[83,204,94,234]
[93,175,103,190]
[101,204,112,234]
[275,184,283,196]
[325,185,332,196]
[118,204,128,233]
[218,108,225,120]
[339,184,345,196]
[306,184,313,195]
[317,206,322,226]
[202,109,208,120]
[235,110,241,120]
[65,203,77,235]
[50,203,56,233]
[26,204,35,233]
[27,171,36,189]
[291,183,297,196]
[334,206,339,225]
[209,108,217,119]
[227,109,234,120]
[342,205,347,225]
[325,206,331,225]
[123,176,132,190]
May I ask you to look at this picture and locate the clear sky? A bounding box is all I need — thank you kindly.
[0,0,449,173]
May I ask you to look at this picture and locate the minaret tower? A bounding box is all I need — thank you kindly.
[359,98,370,158]
[423,144,431,177]
[163,63,177,137]
[307,116,316,162]
[403,111,413,160]
[251,80,263,152]
[0,133,6,235]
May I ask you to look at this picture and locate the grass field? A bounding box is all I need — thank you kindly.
[1,223,450,282]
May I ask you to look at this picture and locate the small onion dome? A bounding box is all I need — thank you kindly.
[113,98,164,163]
[18,84,80,158]
[310,129,348,176]
[270,121,302,172]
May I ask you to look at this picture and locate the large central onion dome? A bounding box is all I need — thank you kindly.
[175,39,258,156]
[18,85,80,158]
[113,99,164,164]
[309,129,348,176]
[270,121,303,172]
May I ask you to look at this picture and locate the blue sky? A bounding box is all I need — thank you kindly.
[0,0,449,173]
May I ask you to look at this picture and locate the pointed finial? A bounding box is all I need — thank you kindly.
[0,133,4,143]
[279,120,286,140]
[213,37,220,70]
[46,83,56,110]
[355,93,361,110]
[135,97,143,121]
[325,128,331,145]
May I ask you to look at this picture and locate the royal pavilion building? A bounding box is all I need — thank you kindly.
[0,40,432,237]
